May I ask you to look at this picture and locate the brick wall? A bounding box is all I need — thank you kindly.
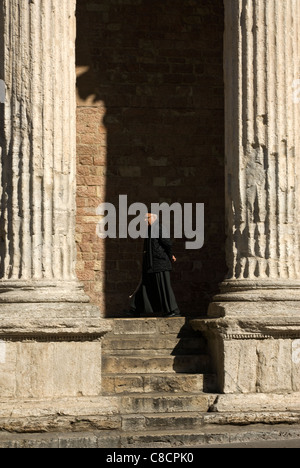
[76,0,227,317]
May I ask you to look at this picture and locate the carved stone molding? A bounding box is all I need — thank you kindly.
[0,334,105,343]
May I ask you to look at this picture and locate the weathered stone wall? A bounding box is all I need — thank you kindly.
[75,0,226,317]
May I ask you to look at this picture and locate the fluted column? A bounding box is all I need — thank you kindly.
[221,0,300,299]
[193,0,300,397]
[0,0,88,302]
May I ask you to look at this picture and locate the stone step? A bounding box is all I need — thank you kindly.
[107,317,191,336]
[102,373,217,395]
[102,354,211,375]
[118,393,217,414]
[102,334,207,356]
[121,412,207,432]
[2,423,300,448]
[112,424,300,448]
[121,411,300,433]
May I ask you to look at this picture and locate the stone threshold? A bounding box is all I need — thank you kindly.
[1,423,300,448]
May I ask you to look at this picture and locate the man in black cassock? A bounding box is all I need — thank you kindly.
[127,213,181,318]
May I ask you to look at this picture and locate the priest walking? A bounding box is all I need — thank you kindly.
[127,213,181,318]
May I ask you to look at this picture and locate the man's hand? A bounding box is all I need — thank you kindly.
[172,256,177,263]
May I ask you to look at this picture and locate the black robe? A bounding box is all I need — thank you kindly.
[129,221,180,317]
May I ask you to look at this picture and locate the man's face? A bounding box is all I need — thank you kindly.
[145,213,156,226]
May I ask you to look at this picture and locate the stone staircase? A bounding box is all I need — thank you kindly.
[101,317,219,447]
[2,317,300,447]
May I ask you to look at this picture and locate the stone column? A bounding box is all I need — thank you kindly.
[192,0,300,401]
[222,0,300,295]
[0,1,113,431]
[0,0,87,303]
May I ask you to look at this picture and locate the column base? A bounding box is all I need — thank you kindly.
[191,299,300,394]
[214,279,300,302]
[0,280,90,303]
[0,302,112,431]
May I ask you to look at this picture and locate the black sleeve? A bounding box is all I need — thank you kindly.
[158,224,173,260]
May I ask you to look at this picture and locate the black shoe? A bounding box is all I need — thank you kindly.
[164,310,182,318]
[123,309,141,318]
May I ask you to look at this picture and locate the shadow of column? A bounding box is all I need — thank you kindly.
[75,0,227,318]
[172,318,217,393]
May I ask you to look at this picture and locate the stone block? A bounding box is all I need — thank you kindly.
[222,339,295,394]
[120,394,216,414]
[292,339,300,392]
[102,375,144,395]
[212,393,300,413]
[0,396,119,433]
[0,339,103,399]
[111,318,158,335]
[191,302,300,394]
[102,373,216,395]
[0,304,114,432]
[102,354,210,375]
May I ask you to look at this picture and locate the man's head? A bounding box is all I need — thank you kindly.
[145,213,158,226]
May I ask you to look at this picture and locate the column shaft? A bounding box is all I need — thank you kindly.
[0,0,87,302]
[224,0,300,283]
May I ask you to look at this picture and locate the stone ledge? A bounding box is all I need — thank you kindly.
[208,301,300,318]
[0,302,102,318]
[210,393,300,413]
[0,333,107,342]
[191,305,300,340]
[0,320,111,340]
[2,423,300,448]
[192,318,300,340]
[0,317,111,341]
[0,303,111,340]
[109,317,187,336]
[0,280,90,303]
[204,411,300,426]
[0,397,119,433]
[215,281,300,302]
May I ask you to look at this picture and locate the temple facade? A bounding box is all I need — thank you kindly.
[0,0,300,446]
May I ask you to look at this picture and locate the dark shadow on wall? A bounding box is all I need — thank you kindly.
[172,318,217,392]
[76,0,227,318]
